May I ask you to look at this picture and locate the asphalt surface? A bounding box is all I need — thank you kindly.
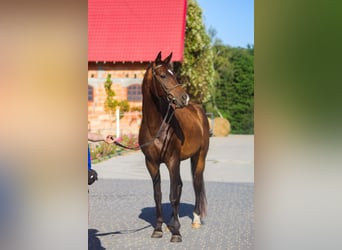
[89,135,254,249]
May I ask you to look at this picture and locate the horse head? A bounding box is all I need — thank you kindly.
[151,52,190,108]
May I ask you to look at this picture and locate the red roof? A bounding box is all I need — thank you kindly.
[88,0,187,62]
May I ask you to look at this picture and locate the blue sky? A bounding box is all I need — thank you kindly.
[196,0,254,47]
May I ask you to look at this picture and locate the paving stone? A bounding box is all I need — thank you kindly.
[89,135,254,249]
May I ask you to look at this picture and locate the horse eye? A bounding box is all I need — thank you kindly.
[160,73,166,78]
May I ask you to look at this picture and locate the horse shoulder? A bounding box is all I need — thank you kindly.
[187,103,209,128]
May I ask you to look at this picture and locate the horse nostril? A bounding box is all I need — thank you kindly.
[167,93,174,100]
[182,94,190,105]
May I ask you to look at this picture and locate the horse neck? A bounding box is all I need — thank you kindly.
[141,69,168,127]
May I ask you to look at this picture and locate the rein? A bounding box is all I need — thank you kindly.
[113,64,179,150]
[113,102,175,150]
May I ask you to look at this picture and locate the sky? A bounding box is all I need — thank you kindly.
[196,0,254,47]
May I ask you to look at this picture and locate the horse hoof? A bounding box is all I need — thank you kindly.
[192,222,201,229]
[151,230,163,238]
[170,235,182,243]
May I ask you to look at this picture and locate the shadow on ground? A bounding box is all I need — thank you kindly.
[88,229,105,250]
[88,203,195,249]
[139,202,195,227]
[89,224,152,249]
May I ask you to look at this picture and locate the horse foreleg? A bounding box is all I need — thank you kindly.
[191,151,208,229]
[146,159,163,238]
[167,163,183,242]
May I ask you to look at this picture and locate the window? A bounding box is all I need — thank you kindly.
[127,84,142,102]
[88,85,94,102]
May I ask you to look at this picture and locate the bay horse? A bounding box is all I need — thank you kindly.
[138,52,210,242]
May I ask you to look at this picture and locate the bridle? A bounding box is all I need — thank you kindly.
[113,64,181,150]
[152,64,183,104]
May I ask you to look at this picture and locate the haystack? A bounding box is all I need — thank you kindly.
[212,117,231,136]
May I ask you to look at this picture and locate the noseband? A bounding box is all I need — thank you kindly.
[152,64,183,103]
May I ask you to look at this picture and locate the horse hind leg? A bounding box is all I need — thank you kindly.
[191,150,208,229]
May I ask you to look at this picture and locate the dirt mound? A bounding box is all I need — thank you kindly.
[213,117,231,136]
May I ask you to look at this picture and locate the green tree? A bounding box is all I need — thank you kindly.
[104,74,130,114]
[209,40,234,117]
[212,45,254,134]
[175,0,215,104]
[119,100,129,112]
[229,47,254,134]
[104,74,118,115]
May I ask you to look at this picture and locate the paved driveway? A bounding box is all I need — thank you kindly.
[89,135,254,249]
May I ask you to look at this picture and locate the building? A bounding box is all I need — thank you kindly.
[88,0,187,136]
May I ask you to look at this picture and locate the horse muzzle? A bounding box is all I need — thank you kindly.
[168,93,190,108]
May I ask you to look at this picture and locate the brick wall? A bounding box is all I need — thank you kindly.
[88,62,147,136]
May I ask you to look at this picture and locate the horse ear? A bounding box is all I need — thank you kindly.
[155,51,162,63]
[164,52,173,64]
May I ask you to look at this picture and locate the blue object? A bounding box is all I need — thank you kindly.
[88,145,92,170]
